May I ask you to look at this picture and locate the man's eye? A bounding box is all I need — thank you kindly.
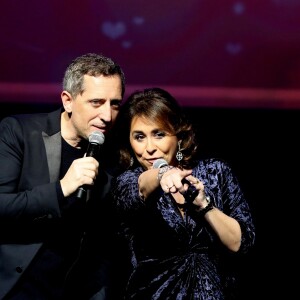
[111,100,122,109]
[90,100,100,106]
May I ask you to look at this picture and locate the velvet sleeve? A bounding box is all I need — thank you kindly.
[197,159,255,254]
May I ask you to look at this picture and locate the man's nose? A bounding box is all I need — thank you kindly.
[99,102,112,123]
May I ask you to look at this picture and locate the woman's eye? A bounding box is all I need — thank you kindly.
[135,134,144,141]
[155,131,166,138]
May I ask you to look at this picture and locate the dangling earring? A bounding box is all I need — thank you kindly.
[176,141,183,162]
[130,157,134,167]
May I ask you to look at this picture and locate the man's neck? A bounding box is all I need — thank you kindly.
[60,111,83,149]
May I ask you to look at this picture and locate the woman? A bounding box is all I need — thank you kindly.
[111,87,255,299]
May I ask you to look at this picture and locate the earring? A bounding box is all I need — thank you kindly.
[176,141,183,162]
[130,157,134,167]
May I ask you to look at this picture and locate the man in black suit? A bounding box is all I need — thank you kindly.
[0,53,125,299]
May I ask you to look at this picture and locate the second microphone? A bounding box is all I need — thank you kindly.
[76,131,105,200]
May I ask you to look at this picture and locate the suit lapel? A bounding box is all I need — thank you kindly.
[42,131,61,182]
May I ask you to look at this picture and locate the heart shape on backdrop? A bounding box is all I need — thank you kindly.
[102,21,126,39]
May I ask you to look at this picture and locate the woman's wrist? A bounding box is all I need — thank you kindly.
[194,195,214,215]
[197,201,214,216]
[157,165,174,182]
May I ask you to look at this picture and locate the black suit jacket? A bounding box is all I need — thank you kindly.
[0,108,116,299]
[0,108,64,298]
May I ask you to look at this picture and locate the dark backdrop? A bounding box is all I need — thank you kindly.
[2,0,300,109]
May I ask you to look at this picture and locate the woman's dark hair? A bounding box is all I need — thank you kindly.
[113,87,199,170]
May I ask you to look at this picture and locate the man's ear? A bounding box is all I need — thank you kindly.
[61,91,73,113]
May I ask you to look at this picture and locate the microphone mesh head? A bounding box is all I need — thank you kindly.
[153,158,168,169]
[89,131,105,145]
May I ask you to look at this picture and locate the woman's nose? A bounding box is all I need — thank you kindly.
[145,139,156,153]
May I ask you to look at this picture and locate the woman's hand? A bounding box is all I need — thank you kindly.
[183,175,210,209]
[159,167,192,194]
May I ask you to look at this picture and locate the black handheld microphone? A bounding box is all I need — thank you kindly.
[153,158,198,204]
[76,131,105,200]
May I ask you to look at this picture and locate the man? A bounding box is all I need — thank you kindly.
[0,53,125,299]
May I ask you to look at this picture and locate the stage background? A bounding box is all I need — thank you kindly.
[1,1,299,298]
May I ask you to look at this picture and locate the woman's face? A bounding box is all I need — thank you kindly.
[129,116,178,170]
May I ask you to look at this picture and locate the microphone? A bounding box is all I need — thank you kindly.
[76,131,105,200]
[153,158,168,169]
[153,158,198,204]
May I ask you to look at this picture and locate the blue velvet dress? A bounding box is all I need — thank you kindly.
[112,158,255,300]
